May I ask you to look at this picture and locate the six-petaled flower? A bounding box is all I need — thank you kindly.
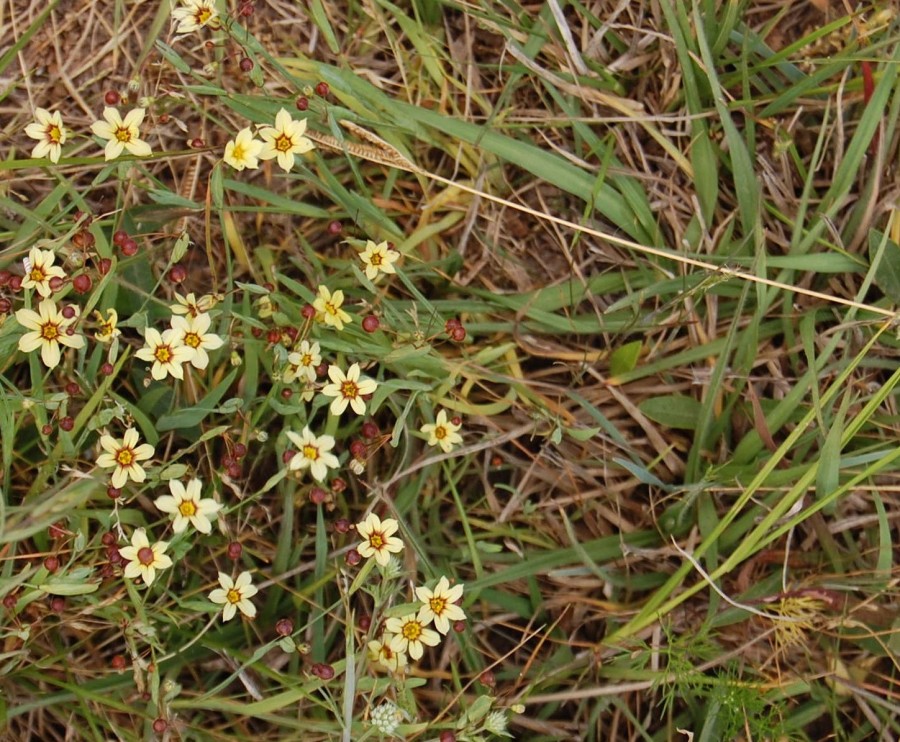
[385,613,441,661]
[312,285,351,331]
[169,313,224,370]
[96,428,155,488]
[135,327,195,380]
[359,240,400,282]
[224,127,264,171]
[258,108,314,172]
[283,340,321,384]
[15,299,85,369]
[415,576,466,634]
[119,528,172,586]
[21,247,66,298]
[25,108,67,164]
[91,107,152,161]
[171,0,219,35]
[355,513,403,567]
[420,410,463,453]
[93,309,121,343]
[209,571,258,621]
[321,363,377,416]
[154,478,221,534]
[367,633,409,673]
[285,427,339,482]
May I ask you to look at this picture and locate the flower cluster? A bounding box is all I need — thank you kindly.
[223,108,314,172]
[24,106,152,164]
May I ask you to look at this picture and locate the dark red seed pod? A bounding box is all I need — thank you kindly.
[50,596,65,613]
[43,556,59,573]
[345,549,361,566]
[101,531,117,546]
[361,315,379,333]
[112,229,128,246]
[309,487,327,505]
[227,542,243,560]
[106,486,122,500]
[251,327,263,338]
[295,96,309,111]
[239,57,253,72]
[190,138,204,149]
[72,230,95,249]
[159,113,170,124]
[65,382,80,396]
[349,440,366,459]
[453,620,466,633]
[275,617,294,636]
[227,464,242,479]
[9,275,23,292]
[358,614,371,631]
[48,276,65,292]
[330,477,346,494]
[450,326,466,342]
[121,238,138,257]
[41,424,53,436]
[282,449,296,464]
[266,329,281,344]
[0,298,10,314]
[334,518,350,534]
[73,274,92,294]
[104,91,120,106]
[239,1,254,16]
[233,442,247,458]
[98,258,112,275]
[59,416,74,432]
[2,592,17,612]
[327,220,342,235]
[101,362,115,376]
[360,421,379,440]
[111,654,127,670]
[301,303,316,319]
[445,318,461,332]
[152,718,168,734]
[479,670,495,687]
[439,733,457,742]
[284,326,299,341]
[0,270,10,286]
[311,662,334,680]
[62,304,76,318]
[314,363,328,378]
[168,263,187,284]
[315,82,329,97]
[48,522,67,539]
[106,546,122,565]
[451,416,462,426]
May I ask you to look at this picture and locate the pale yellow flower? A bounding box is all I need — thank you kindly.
[415,576,466,634]
[21,247,66,298]
[355,513,403,567]
[96,427,155,488]
[224,127,264,171]
[24,108,66,163]
[385,613,441,661]
[285,427,339,482]
[258,108,314,171]
[321,363,377,416]
[15,299,84,369]
[209,571,258,621]
[420,410,463,453]
[93,309,121,343]
[135,327,195,380]
[312,285,351,330]
[90,107,152,160]
[154,478,221,534]
[119,528,172,586]
[359,240,399,281]
[171,0,219,34]
[170,292,217,317]
[283,340,321,384]
[169,313,224,369]
[367,633,408,673]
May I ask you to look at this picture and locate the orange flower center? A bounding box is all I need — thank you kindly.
[178,500,197,517]
[137,547,155,565]
[301,354,312,366]
[226,588,242,604]
[302,444,319,461]
[401,621,423,641]
[196,8,212,24]
[184,332,201,348]
[47,124,62,144]
[369,252,383,266]
[154,345,172,363]
[340,381,359,399]
[231,142,246,160]
[434,426,447,440]
[324,302,338,316]
[368,532,385,549]
[114,126,133,143]
[29,267,46,282]
[115,448,135,466]
[40,322,60,341]
[429,597,447,615]
[274,133,293,153]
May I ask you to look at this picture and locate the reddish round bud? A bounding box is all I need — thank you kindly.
[295,96,309,111]
[479,670,495,687]
[349,440,366,459]
[50,596,65,613]
[3,592,17,612]
[111,654,127,671]
[331,477,346,494]
[358,614,371,631]
[121,238,138,256]
[101,530,117,546]
[453,620,466,633]
[445,318,461,332]
[107,546,122,565]
[73,273,92,294]
[59,416,74,432]
[491,455,502,467]
[159,113,170,124]
[451,416,462,426]
[190,138,204,149]
[168,263,187,284]
[334,518,350,534]
[48,522,67,540]
[72,230,95,249]
[282,449,296,464]
[360,421,379,440]
[104,90,120,106]
[345,549,362,566]
[327,220,342,235]
[239,1,254,16]
[263,282,275,292]
[0,298,10,315]
[450,326,466,342]
[361,315,379,333]
[314,363,328,378]
[152,718,168,735]
[98,258,112,275]
[65,382,80,396]
[227,464,242,479]
[239,57,253,72]
[106,486,122,500]
[281,387,295,401]
[101,362,115,376]
[233,442,247,458]
[0,270,11,286]
[284,326,299,341]
[221,455,236,469]
[311,662,334,680]
[112,230,128,246]
[43,555,59,573]
[9,275,23,292]
[41,424,53,436]
[66,327,75,336]
[251,327,263,338]
[439,733,457,742]
[48,276,64,291]
[266,329,281,344]
[301,303,316,320]
[227,541,243,560]
[275,617,294,637]
[315,82,329,97]
[309,487,327,505]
